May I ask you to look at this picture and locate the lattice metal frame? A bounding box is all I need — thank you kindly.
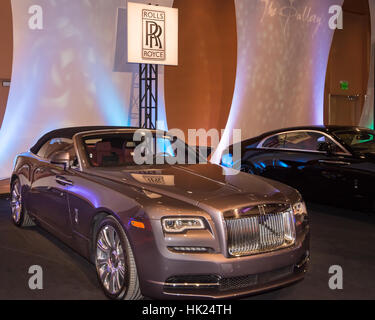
[139,64,158,129]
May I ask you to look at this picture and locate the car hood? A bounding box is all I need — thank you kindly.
[85,164,296,211]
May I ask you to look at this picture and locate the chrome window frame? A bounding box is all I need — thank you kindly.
[257,130,352,156]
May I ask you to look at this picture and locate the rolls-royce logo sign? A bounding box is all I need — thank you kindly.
[128,2,178,66]
[145,21,163,48]
[142,9,166,61]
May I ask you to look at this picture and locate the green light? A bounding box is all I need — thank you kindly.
[340,81,349,91]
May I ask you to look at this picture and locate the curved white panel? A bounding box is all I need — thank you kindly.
[213,0,343,162]
[360,0,375,129]
[1,0,173,178]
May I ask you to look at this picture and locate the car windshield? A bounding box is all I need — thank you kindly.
[334,129,375,153]
[82,132,206,167]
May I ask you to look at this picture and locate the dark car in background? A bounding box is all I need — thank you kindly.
[223,126,375,211]
[10,126,309,300]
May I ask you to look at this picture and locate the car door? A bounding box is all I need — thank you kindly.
[246,133,287,179]
[271,130,353,200]
[313,152,362,202]
[29,138,75,241]
[329,130,375,204]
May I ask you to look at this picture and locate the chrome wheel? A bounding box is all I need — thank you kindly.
[96,225,126,295]
[11,181,22,224]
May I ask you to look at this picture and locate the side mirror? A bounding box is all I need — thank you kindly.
[50,151,70,170]
[318,142,334,155]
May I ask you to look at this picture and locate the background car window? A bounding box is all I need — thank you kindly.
[262,134,286,149]
[334,130,375,153]
[284,131,343,153]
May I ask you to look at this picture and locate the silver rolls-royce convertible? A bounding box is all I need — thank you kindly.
[11,126,310,299]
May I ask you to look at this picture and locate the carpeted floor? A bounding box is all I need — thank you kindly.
[0,198,374,300]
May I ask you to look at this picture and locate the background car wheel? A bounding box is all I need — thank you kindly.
[94,216,142,300]
[10,178,34,227]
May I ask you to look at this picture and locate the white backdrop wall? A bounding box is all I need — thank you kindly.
[213,0,344,162]
[0,0,172,178]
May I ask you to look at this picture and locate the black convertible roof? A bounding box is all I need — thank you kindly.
[30,126,140,154]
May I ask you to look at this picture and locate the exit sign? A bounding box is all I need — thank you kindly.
[340,81,349,90]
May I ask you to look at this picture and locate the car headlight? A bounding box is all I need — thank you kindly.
[162,217,205,233]
[293,201,308,224]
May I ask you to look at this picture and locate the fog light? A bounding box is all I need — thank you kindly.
[170,246,211,253]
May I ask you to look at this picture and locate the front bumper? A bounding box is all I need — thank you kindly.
[132,221,310,299]
[162,257,309,299]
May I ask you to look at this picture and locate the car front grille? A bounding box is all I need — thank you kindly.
[225,204,296,257]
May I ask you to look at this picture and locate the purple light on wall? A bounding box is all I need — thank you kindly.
[0,0,174,178]
[213,0,342,163]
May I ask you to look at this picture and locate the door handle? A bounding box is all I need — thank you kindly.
[56,176,74,186]
[318,160,351,166]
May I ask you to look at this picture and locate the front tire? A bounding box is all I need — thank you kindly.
[94,216,142,300]
[10,178,34,227]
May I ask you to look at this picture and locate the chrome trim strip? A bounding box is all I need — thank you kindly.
[162,273,305,298]
[73,139,83,172]
[55,176,73,186]
[318,160,351,166]
[164,282,220,288]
